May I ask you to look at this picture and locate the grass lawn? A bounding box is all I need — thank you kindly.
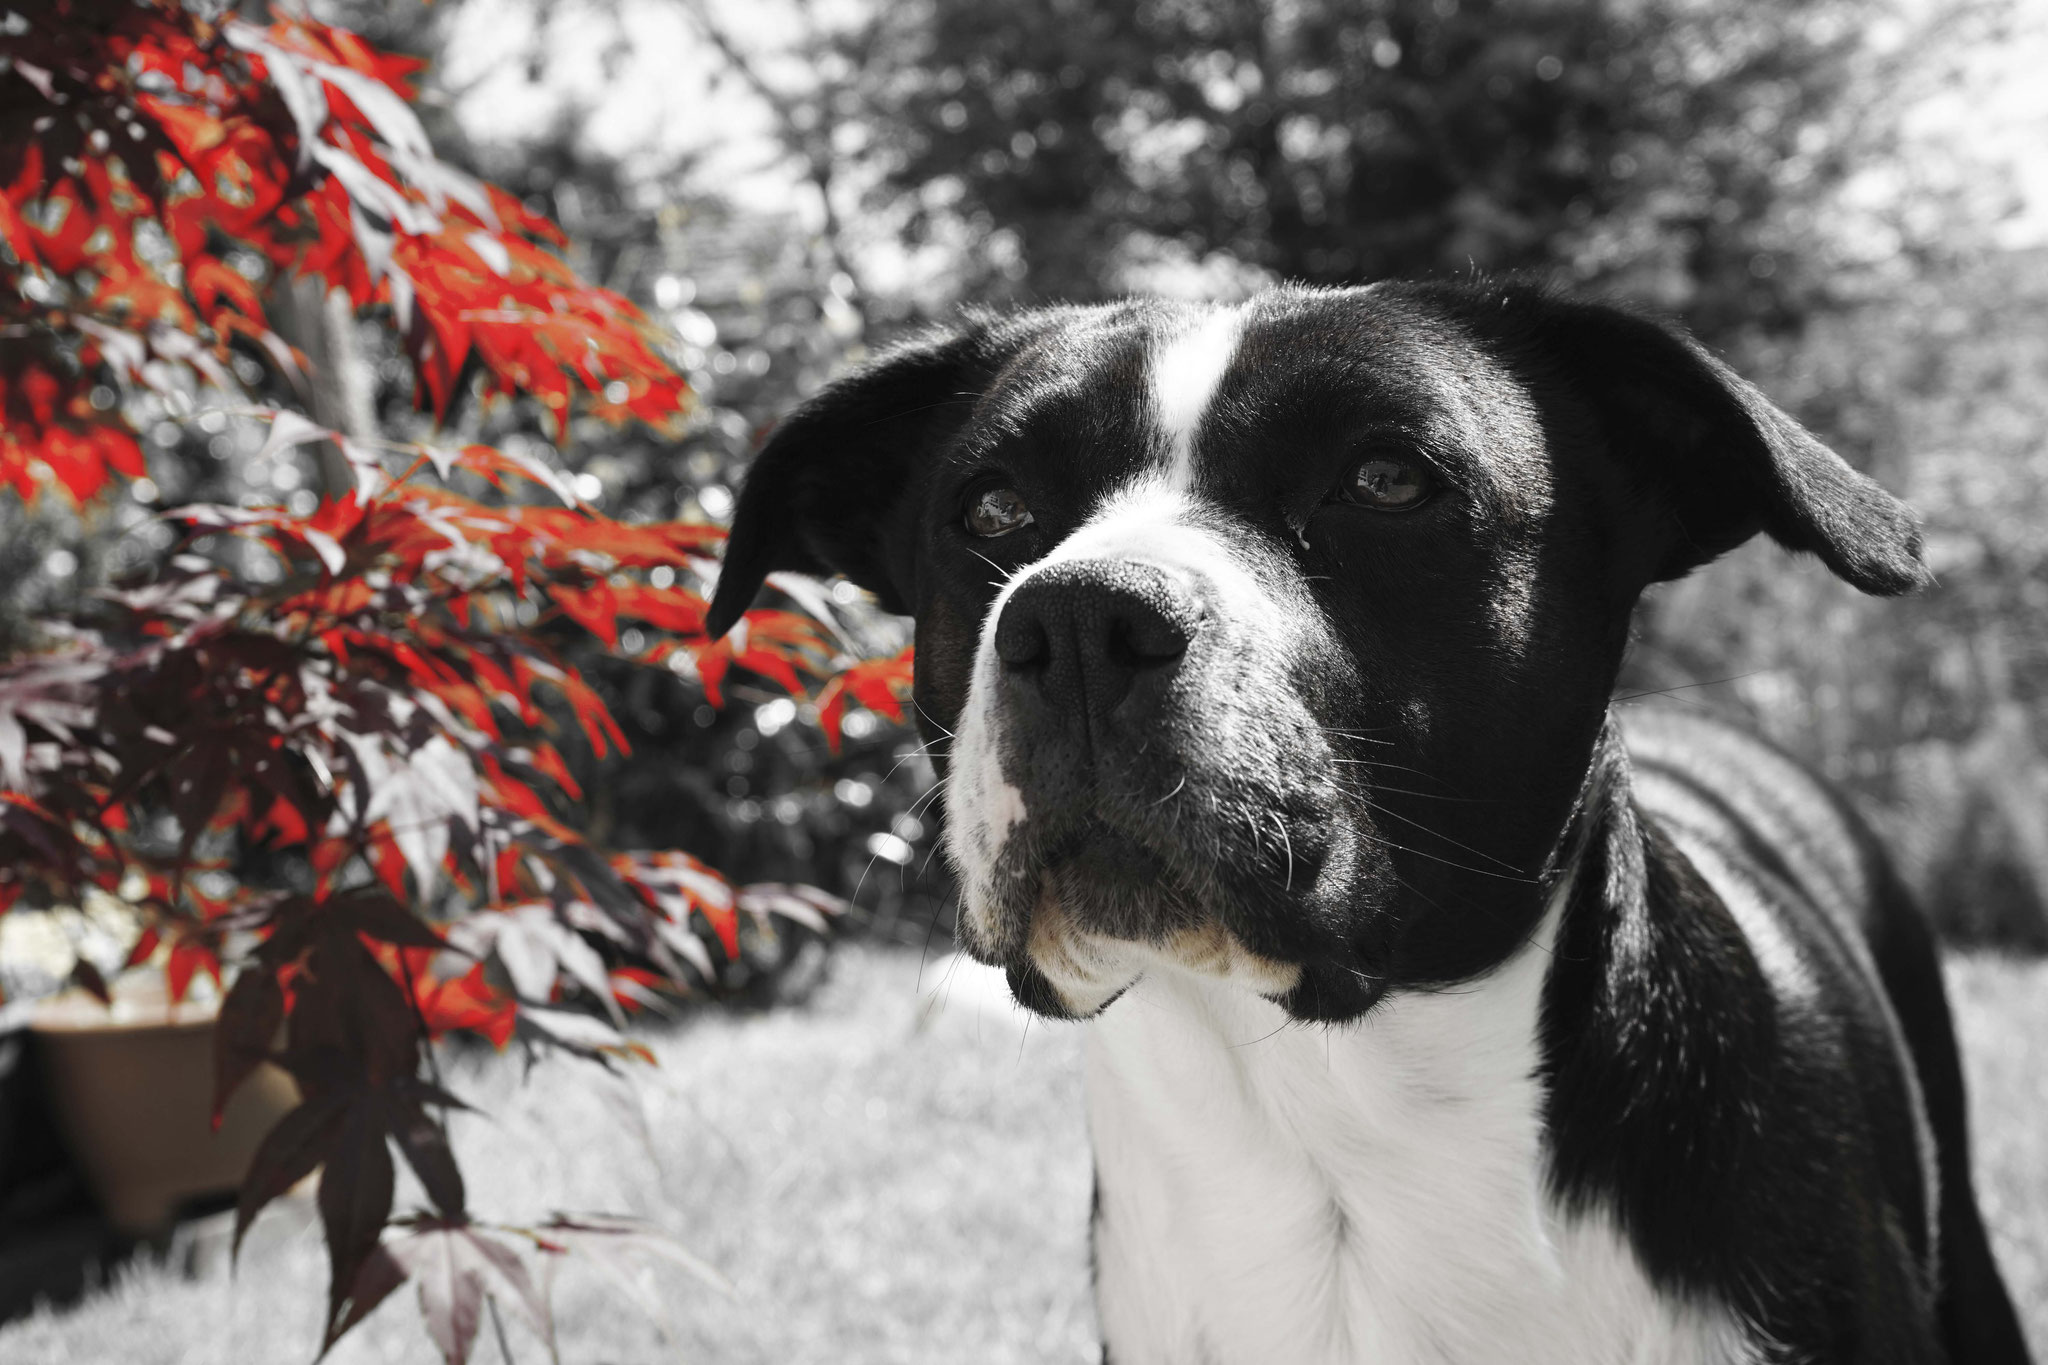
[1,946,2041,1364]
[1950,953,2048,1359]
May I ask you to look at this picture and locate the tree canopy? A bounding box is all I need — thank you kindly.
[873,0,1945,340]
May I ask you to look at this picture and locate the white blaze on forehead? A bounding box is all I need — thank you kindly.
[1038,475,1206,569]
[1149,307,1242,491]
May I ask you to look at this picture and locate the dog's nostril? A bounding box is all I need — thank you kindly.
[995,611,1051,669]
[1107,608,1190,668]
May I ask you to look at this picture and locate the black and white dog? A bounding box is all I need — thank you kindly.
[706,283,2030,1364]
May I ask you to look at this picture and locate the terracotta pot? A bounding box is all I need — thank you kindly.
[31,976,299,1235]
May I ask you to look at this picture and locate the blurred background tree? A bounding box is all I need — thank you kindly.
[197,0,2047,950]
[286,0,948,972]
[877,0,1954,339]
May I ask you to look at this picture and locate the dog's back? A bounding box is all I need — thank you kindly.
[1623,705,2030,1363]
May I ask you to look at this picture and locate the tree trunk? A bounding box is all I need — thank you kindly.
[267,275,376,497]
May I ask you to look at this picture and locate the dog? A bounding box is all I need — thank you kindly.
[705,282,2031,1364]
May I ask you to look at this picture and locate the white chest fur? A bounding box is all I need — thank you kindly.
[1082,910,1762,1365]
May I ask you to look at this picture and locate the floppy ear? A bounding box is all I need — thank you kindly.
[705,325,998,639]
[1508,293,1928,596]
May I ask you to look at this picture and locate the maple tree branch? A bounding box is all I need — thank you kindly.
[266,278,379,499]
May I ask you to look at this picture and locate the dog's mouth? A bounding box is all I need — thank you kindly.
[955,812,1384,1019]
[1022,821,1203,940]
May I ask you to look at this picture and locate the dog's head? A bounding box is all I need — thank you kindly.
[707,283,1925,1021]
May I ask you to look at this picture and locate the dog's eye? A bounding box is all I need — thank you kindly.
[965,484,1035,537]
[1340,455,1435,511]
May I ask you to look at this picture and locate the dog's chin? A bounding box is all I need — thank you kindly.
[1009,898,1313,1019]
[953,815,1400,1022]
[960,845,1311,1020]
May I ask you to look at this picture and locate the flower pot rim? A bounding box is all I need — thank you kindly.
[29,983,220,1035]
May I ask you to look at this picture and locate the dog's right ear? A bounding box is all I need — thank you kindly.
[1485,289,1929,597]
[705,325,999,639]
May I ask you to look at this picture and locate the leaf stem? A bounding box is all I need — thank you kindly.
[489,1295,518,1365]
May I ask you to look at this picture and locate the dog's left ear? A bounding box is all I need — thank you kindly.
[705,324,998,639]
[1503,292,1928,596]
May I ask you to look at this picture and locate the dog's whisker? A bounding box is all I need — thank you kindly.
[1227,1019,1297,1049]
[854,773,950,907]
[1337,780,1493,804]
[1276,810,1296,892]
[905,778,951,823]
[1325,757,1450,782]
[875,736,949,786]
[911,700,956,740]
[966,546,1011,581]
[914,829,948,882]
[1356,828,1540,883]
[1357,798,1528,873]
[914,889,952,991]
[1149,773,1189,808]
[1318,727,1396,746]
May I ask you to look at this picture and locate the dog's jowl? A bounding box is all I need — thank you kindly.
[708,284,2031,1365]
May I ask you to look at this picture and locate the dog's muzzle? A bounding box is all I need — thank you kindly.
[994,556,1204,748]
[943,501,1383,1020]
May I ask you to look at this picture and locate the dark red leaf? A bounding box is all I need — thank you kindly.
[328,886,449,952]
[214,966,285,1124]
[395,1075,476,1115]
[389,1096,466,1220]
[320,1244,410,1358]
[520,742,581,800]
[70,958,111,1005]
[318,1100,397,1340]
[286,933,421,1091]
[235,1091,348,1259]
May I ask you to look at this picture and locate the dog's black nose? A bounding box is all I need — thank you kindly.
[995,559,1201,718]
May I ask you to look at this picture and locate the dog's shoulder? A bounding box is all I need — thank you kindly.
[1543,705,1946,1358]
[1620,705,1882,931]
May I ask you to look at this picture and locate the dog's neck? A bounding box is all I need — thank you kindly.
[1081,715,1764,1365]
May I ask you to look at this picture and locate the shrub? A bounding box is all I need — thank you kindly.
[0,2,906,1358]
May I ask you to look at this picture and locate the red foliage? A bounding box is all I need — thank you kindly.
[816,646,916,753]
[0,435,855,1350]
[1,0,686,508]
[0,4,891,1358]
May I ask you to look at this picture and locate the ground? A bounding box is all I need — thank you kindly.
[0,946,2041,1364]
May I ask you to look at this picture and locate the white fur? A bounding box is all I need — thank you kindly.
[944,474,1285,993]
[987,775,1027,848]
[1150,307,1242,490]
[944,606,1016,933]
[1085,887,1768,1365]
